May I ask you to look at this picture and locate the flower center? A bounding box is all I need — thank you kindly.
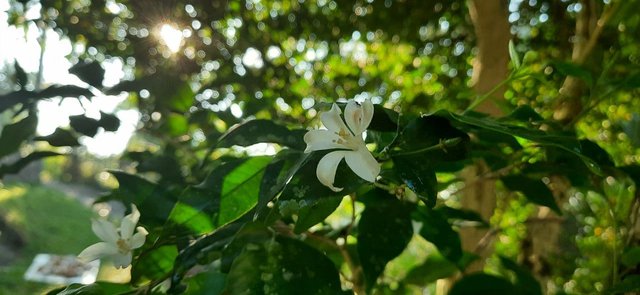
[335,128,363,150]
[116,239,131,254]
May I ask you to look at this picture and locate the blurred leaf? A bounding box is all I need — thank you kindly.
[501,175,561,214]
[404,253,458,286]
[552,60,593,86]
[38,85,94,99]
[0,113,37,158]
[217,119,306,150]
[14,60,27,87]
[165,187,217,236]
[98,171,177,225]
[436,206,489,228]
[131,245,178,284]
[0,85,93,114]
[163,113,189,136]
[98,111,120,132]
[223,236,344,294]
[605,275,640,295]
[34,128,80,147]
[69,115,101,137]
[449,273,517,295]
[0,151,63,177]
[46,282,131,295]
[69,61,105,88]
[414,207,463,266]
[623,114,640,148]
[509,40,521,69]
[358,189,414,290]
[126,151,183,183]
[622,246,640,267]
[499,256,542,295]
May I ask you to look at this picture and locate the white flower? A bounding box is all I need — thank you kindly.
[303,99,380,192]
[78,204,148,269]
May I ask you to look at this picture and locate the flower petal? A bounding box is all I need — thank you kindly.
[112,253,133,269]
[78,242,118,263]
[344,100,373,135]
[303,129,348,153]
[316,150,347,192]
[129,227,149,249]
[92,219,119,244]
[320,103,349,133]
[120,204,140,239]
[345,148,380,183]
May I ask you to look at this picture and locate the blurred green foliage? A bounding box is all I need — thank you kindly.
[1,0,640,294]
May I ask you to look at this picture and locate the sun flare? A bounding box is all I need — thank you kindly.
[159,24,183,53]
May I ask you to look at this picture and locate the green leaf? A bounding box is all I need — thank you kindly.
[294,196,343,233]
[69,115,101,137]
[449,273,518,295]
[414,207,463,266]
[404,253,458,286]
[184,268,226,295]
[217,119,306,150]
[442,111,603,175]
[358,189,414,290]
[399,115,470,164]
[46,282,131,295]
[165,187,217,236]
[393,155,437,207]
[126,151,184,183]
[0,151,63,177]
[170,220,248,292]
[98,171,177,225]
[131,245,179,284]
[279,151,366,202]
[622,246,640,267]
[34,128,80,147]
[504,105,543,123]
[436,206,489,228]
[499,256,542,295]
[552,60,593,86]
[216,156,272,226]
[69,61,105,88]
[605,275,640,294]
[0,113,37,158]
[509,40,521,69]
[501,175,561,214]
[223,236,344,294]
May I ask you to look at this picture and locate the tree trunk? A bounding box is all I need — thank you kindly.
[461,0,510,270]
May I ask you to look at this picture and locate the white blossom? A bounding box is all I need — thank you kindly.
[78,204,148,269]
[304,99,380,191]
